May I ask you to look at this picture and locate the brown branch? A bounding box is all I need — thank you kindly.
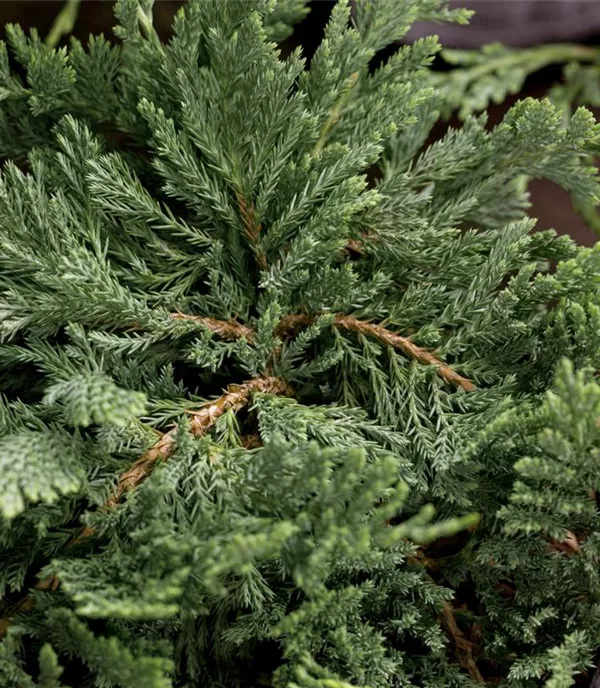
[406,552,483,682]
[440,600,485,683]
[406,549,440,572]
[170,311,255,342]
[236,191,267,271]
[344,230,380,257]
[0,594,35,637]
[345,238,366,256]
[1,307,475,637]
[547,529,581,556]
[0,376,288,639]
[241,433,263,450]
[105,376,287,510]
[165,311,474,392]
[277,314,475,392]
[170,311,474,392]
[336,316,475,391]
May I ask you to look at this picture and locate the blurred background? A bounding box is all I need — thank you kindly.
[408,1,600,47]
[1,0,599,245]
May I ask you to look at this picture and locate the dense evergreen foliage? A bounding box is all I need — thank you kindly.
[428,41,600,234]
[1,1,600,686]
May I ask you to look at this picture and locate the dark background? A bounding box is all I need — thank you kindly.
[0,0,597,246]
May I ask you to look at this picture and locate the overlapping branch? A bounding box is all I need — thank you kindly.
[105,376,287,510]
[334,316,475,392]
[0,310,474,638]
[409,529,582,684]
[174,312,475,392]
[0,376,288,638]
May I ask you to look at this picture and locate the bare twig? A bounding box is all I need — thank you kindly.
[165,308,474,392]
[277,314,475,392]
[406,553,483,682]
[336,316,475,391]
[170,311,255,342]
[168,311,475,391]
[440,601,485,683]
[0,376,288,638]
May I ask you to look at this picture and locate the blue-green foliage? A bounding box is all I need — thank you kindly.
[0,1,599,687]
[458,360,600,688]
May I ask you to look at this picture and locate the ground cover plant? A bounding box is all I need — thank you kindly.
[1,1,600,687]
